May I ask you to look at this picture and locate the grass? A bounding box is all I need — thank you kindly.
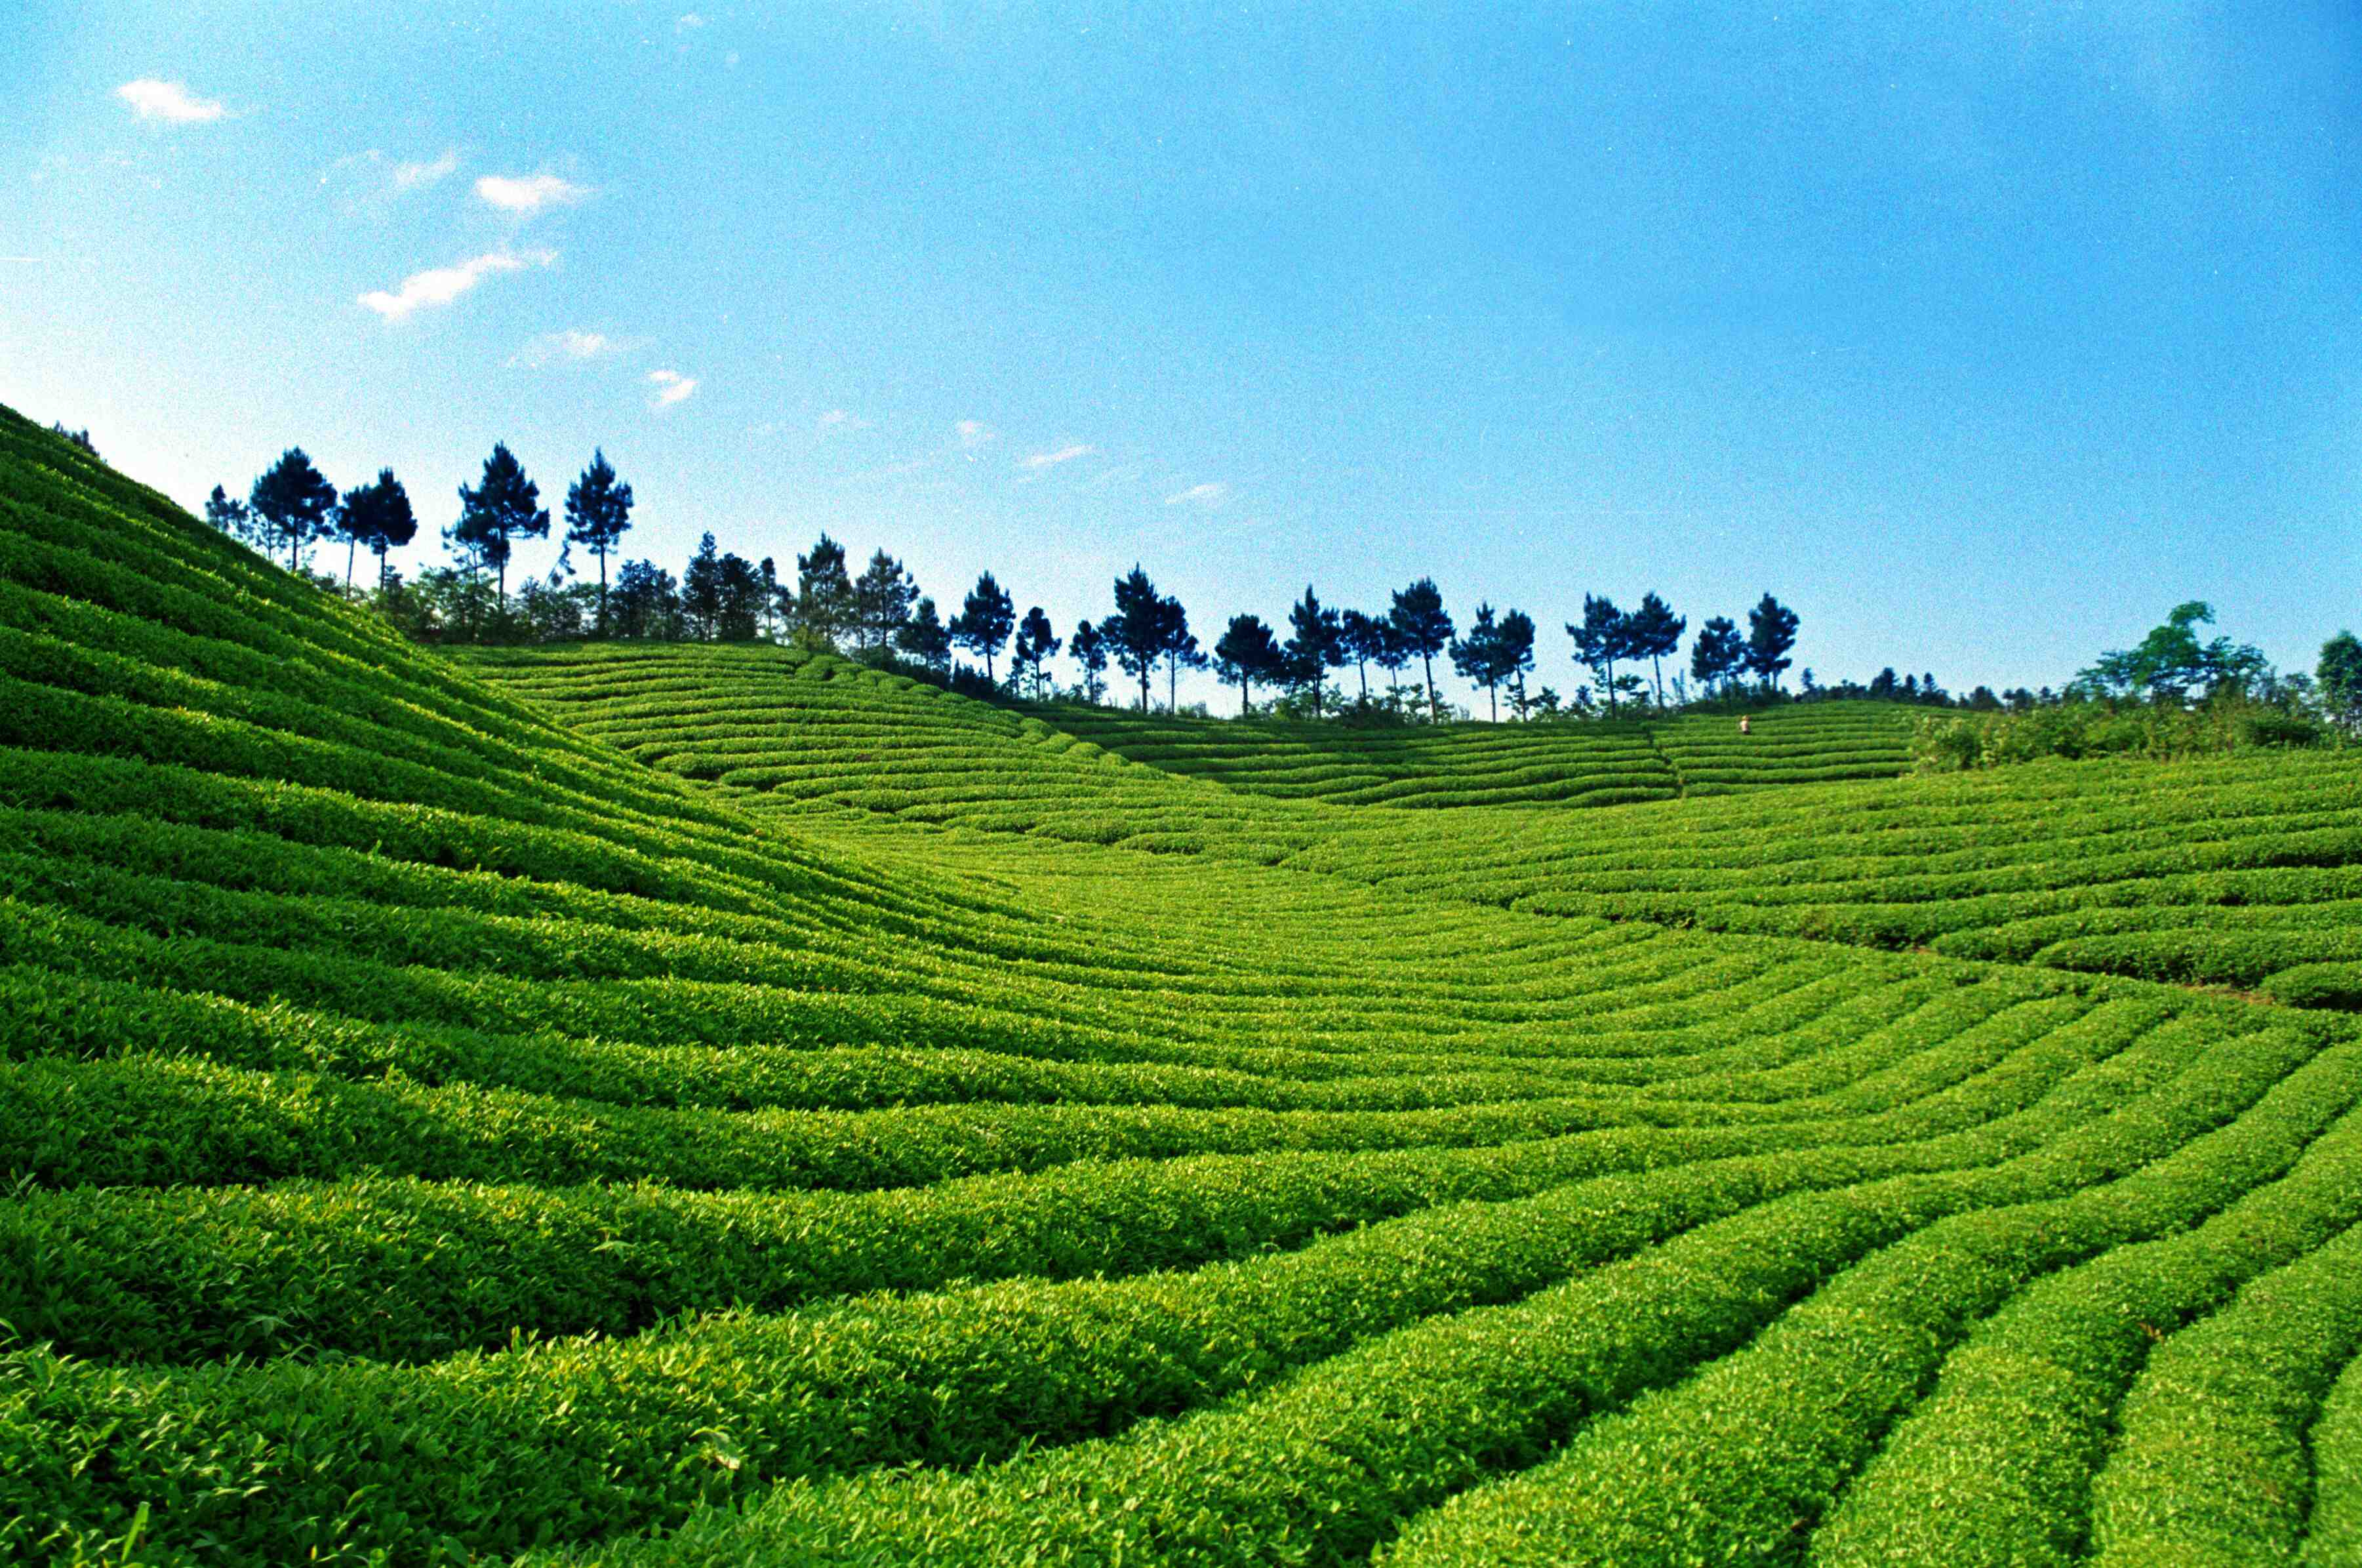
[3,401,2360,1565]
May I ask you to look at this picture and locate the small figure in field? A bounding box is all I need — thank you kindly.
[1738,715,1751,736]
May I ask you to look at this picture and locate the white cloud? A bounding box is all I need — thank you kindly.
[677,12,708,29]
[649,369,699,407]
[510,328,624,367]
[1164,482,1230,508]
[818,408,867,431]
[393,150,459,191]
[957,420,997,450]
[1022,443,1094,470]
[117,79,226,124]
[357,249,553,322]
[475,172,589,213]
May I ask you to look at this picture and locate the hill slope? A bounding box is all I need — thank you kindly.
[470,640,2362,1009]
[3,406,2361,1567]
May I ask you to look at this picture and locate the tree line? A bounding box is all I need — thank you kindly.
[201,441,1838,721]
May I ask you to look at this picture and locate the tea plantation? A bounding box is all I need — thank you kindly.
[5,402,2362,1566]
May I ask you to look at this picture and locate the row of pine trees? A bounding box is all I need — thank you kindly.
[203,443,1805,719]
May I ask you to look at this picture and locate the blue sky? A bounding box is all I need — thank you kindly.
[3,2,2357,706]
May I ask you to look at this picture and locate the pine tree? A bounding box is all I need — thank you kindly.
[450,443,548,611]
[1069,619,1110,704]
[1690,616,1745,696]
[250,448,338,573]
[896,597,953,672]
[1388,578,1454,721]
[1106,567,1167,710]
[1451,602,1508,721]
[563,451,634,635]
[1568,595,1630,715]
[793,534,856,649]
[851,550,917,653]
[949,571,1016,683]
[1012,606,1062,697]
[1213,613,1283,715]
[1284,586,1346,717]
[1624,592,1687,707]
[338,469,418,589]
[1745,593,1801,693]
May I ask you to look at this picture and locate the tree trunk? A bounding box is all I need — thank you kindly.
[1239,679,1251,717]
[599,554,610,637]
[346,534,356,588]
[1422,653,1437,721]
[1488,684,1497,722]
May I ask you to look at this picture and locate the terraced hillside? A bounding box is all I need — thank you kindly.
[7,403,2362,1567]
[1039,697,1913,805]
[475,641,2362,1013]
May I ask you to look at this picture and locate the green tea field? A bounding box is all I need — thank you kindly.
[7,403,2362,1567]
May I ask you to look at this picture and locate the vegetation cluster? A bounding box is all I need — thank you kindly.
[7,408,2362,1565]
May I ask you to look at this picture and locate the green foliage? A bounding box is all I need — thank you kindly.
[4,403,2362,1564]
[2077,601,2268,700]
[1913,691,2333,771]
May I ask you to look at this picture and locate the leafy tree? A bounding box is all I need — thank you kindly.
[2076,601,2265,702]
[47,422,97,456]
[250,447,338,573]
[450,443,548,611]
[1068,619,1110,704]
[1285,586,1345,717]
[1155,594,1205,712]
[1745,593,1801,693]
[949,571,1016,683]
[563,451,634,634]
[852,550,918,652]
[610,559,681,639]
[1689,616,1745,694]
[1012,606,1062,696]
[1567,595,1630,714]
[2319,632,2362,731]
[1624,592,1685,707]
[1213,613,1284,715]
[1389,578,1454,721]
[896,596,953,672]
[1497,608,1537,717]
[1105,566,1167,710]
[337,469,417,589]
[203,485,263,550]
[793,534,857,649]
[759,558,779,639]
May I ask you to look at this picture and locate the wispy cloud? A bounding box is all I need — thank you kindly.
[0,256,39,265]
[649,369,699,407]
[117,79,226,124]
[1164,482,1230,508]
[509,328,625,367]
[677,12,708,30]
[358,249,553,322]
[475,172,589,213]
[818,408,868,432]
[957,420,998,450]
[1022,443,1094,470]
[393,150,459,191]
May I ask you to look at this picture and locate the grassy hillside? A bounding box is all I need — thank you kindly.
[471,641,2362,1009]
[7,404,2362,1567]
[1037,698,1914,806]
